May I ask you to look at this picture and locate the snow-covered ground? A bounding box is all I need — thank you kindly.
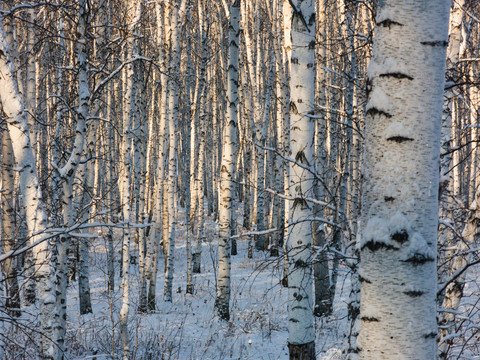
[62,207,350,360]
[3,205,479,359]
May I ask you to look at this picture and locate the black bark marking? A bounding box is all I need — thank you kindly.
[308,40,315,50]
[423,332,437,339]
[403,253,434,265]
[379,73,414,80]
[361,316,380,322]
[290,101,298,114]
[361,241,397,252]
[366,78,372,97]
[403,290,424,297]
[291,57,299,64]
[421,41,448,47]
[384,196,395,202]
[294,259,308,268]
[366,108,392,118]
[387,136,414,143]
[446,280,463,294]
[376,19,404,28]
[347,303,360,319]
[358,275,372,284]
[392,230,408,243]
[293,197,309,211]
[295,150,309,165]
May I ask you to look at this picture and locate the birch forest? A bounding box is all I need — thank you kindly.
[0,0,479,359]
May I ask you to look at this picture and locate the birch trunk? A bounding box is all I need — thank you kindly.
[215,0,239,321]
[1,125,20,317]
[26,9,36,152]
[164,0,186,302]
[439,183,480,358]
[147,1,168,305]
[52,3,90,353]
[286,2,316,358]
[358,1,449,358]
[438,0,465,298]
[118,2,142,357]
[282,0,292,288]
[0,21,58,360]
[312,0,331,317]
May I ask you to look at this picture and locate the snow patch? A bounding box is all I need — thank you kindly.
[376,8,395,24]
[403,284,424,294]
[366,86,396,115]
[388,212,411,236]
[383,122,413,141]
[320,348,342,360]
[368,57,408,79]
[361,303,380,319]
[402,232,435,261]
[383,181,396,199]
[358,216,390,249]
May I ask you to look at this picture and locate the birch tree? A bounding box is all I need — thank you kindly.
[0,19,58,360]
[215,0,239,322]
[118,1,142,357]
[357,0,450,358]
[164,0,186,303]
[50,0,90,353]
[1,120,20,317]
[286,1,316,358]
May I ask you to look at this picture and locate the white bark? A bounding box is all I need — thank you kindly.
[281,0,291,288]
[215,0,239,321]
[26,8,36,152]
[1,124,20,317]
[52,2,90,353]
[312,0,331,318]
[358,1,450,358]
[118,2,142,357]
[286,1,316,358]
[0,20,58,360]
[439,183,480,358]
[164,0,186,303]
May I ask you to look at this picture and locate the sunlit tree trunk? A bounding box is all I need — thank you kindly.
[118,2,142,357]
[164,0,186,303]
[286,1,316,358]
[281,0,292,288]
[215,0,239,321]
[312,0,331,318]
[1,125,20,317]
[0,21,58,360]
[358,1,449,358]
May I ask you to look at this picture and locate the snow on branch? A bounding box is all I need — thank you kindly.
[437,257,480,296]
[265,188,337,212]
[458,58,480,63]
[246,138,333,199]
[289,216,339,228]
[92,55,160,99]
[0,2,73,17]
[0,221,152,263]
[231,228,278,239]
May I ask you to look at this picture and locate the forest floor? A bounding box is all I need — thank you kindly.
[3,205,479,359]
[63,205,351,360]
